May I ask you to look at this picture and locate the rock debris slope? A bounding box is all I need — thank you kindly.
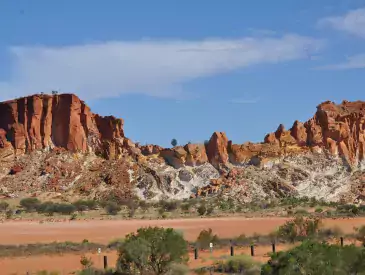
[1,94,365,203]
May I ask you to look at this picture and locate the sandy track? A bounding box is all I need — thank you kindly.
[0,216,364,245]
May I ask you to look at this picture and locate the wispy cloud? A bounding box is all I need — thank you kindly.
[314,54,365,70]
[0,35,324,101]
[318,8,365,38]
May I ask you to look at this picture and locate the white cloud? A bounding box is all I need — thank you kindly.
[318,8,365,38]
[0,35,324,101]
[314,53,365,70]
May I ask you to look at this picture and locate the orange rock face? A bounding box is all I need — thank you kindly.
[192,100,365,168]
[206,132,229,169]
[2,95,365,171]
[0,94,125,159]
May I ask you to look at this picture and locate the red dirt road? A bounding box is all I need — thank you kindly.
[0,217,364,245]
[0,217,290,245]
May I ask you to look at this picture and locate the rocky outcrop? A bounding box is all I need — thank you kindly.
[206,132,229,169]
[3,94,365,202]
[0,94,129,160]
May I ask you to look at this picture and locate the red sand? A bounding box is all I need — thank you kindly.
[0,244,295,275]
[0,217,289,245]
[1,217,365,274]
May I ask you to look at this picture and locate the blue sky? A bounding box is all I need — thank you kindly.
[1,0,365,147]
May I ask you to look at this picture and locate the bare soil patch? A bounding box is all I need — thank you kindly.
[0,216,364,245]
[1,217,365,274]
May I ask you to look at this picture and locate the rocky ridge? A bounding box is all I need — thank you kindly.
[1,94,365,202]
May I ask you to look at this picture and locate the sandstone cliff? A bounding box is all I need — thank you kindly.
[0,94,134,160]
[2,94,365,203]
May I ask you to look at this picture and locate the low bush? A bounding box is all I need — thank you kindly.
[37,202,76,215]
[196,228,219,249]
[20,197,41,212]
[277,216,322,243]
[197,204,206,216]
[261,240,365,274]
[166,263,189,275]
[0,201,9,211]
[214,255,261,274]
[73,200,98,212]
[315,207,323,213]
[105,202,121,215]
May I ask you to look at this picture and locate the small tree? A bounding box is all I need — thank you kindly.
[171,138,178,147]
[118,227,188,275]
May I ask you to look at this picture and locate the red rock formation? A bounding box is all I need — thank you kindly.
[0,94,125,159]
[206,132,229,169]
[2,95,365,170]
[184,143,208,166]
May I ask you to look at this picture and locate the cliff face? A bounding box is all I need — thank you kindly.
[0,94,127,159]
[2,94,365,203]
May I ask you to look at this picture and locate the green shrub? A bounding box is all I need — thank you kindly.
[73,200,98,212]
[80,255,93,269]
[118,227,188,274]
[105,202,121,215]
[315,207,323,213]
[37,201,56,216]
[166,263,189,275]
[206,206,214,215]
[277,216,322,243]
[54,203,77,215]
[196,228,219,249]
[214,255,261,274]
[180,203,191,212]
[160,200,179,212]
[139,200,150,212]
[261,240,365,274]
[294,208,309,215]
[0,201,9,211]
[5,209,12,219]
[355,225,365,246]
[20,197,41,212]
[197,204,206,216]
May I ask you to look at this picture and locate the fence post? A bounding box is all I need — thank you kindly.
[272,242,276,253]
[250,245,255,256]
[340,237,344,247]
[230,245,234,256]
[194,248,198,260]
[103,255,108,269]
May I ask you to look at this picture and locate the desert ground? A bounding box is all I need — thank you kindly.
[1,216,365,274]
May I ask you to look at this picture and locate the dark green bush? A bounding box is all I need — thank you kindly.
[105,202,121,215]
[20,197,41,212]
[261,240,365,274]
[197,204,206,216]
[73,200,98,212]
[0,201,9,211]
[196,228,219,249]
[118,227,188,274]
